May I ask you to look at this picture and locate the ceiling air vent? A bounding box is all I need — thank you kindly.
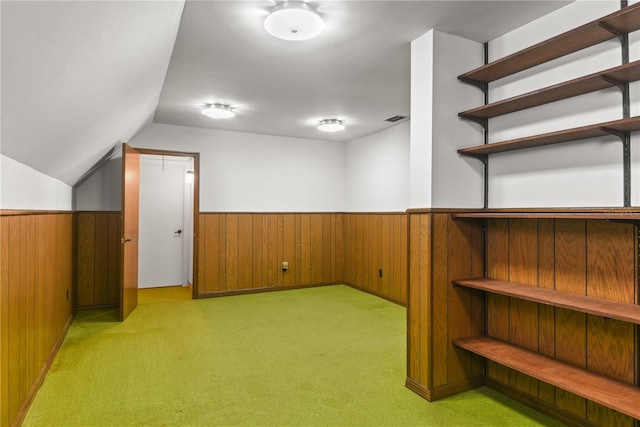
[385,115,407,123]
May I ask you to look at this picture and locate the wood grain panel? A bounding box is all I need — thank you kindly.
[76,213,95,306]
[75,212,121,308]
[554,219,587,418]
[507,219,539,396]
[536,219,556,404]
[309,214,322,284]
[252,215,263,288]
[236,214,252,289]
[1,212,74,427]
[0,217,8,427]
[197,213,348,295]
[342,213,408,305]
[432,214,448,388]
[283,214,295,286]
[486,219,510,384]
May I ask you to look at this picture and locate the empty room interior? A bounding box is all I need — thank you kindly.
[2,1,640,426]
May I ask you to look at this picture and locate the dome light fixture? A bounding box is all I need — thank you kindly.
[317,119,344,132]
[202,103,235,119]
[264,1,324,41]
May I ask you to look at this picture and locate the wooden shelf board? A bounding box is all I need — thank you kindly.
[459,4,640,84]
[451,210,640,220]
[459,61,640,120]
[457,116,640,157]
[454,278,640,324]
[453,335,640,420]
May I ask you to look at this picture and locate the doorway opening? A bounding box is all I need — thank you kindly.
[136,148,200,300]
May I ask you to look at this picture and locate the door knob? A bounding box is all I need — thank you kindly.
[175,229,182,234]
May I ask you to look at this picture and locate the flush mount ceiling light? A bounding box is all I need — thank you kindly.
[317,119,344,132]
[264,1,324,41]
[202,103,235,119]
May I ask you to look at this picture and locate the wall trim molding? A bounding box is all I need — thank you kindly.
[197,282,339,299]
[344,282,405,307]
[0,210,74,216]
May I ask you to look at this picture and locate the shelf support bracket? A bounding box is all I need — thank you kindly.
[601,127,631,207]
[459,115,488,130]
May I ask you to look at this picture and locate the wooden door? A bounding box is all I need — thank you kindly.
[121,143,140,320]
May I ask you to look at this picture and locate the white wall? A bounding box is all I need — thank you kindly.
[344,122,410,212]
[130,123,345,212]
[0,154,72,210]
[409,31,434,209]
[74,155,122,211]
[486,0,640,207]
[409,30,484,209]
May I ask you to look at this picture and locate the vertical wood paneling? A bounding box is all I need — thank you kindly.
[537,219,556,404]
[0,217,9,427]
[432,214,448,388]
[198,213,352,295]
[309,214,323,284]
[108,214,120,304]
[1,213,74,427]
[342,213,408,305]
[236,214,253,289]
[225,214,238,290]
[76,214,95,306]
[554,219,587,418]
[322,215,332,284]
[507,219,539,396]
[585,221,636,426]
[486,219,510,384]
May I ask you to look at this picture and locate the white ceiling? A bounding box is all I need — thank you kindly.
[1,0,572,185]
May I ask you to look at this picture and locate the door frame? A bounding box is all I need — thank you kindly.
[135,148,200,299]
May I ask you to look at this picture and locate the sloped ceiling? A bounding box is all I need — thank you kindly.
[1,0,185,185]
[1,0,571,186]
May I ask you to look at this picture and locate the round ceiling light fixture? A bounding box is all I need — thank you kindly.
[202,103,235,119]
[264,1,324,41]
[317,119,344,132]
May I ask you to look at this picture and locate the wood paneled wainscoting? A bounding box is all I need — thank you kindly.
[197,213,344,295]
[405,211,485,400]
[76,212,121,309]
[343,213,408,305]
[407,210,640,426]
[0,211,74,427]
[197,212,409,305]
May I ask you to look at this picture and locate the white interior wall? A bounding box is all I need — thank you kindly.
[487,0,640,207]
[74,155,122,211]
[409,31,434,209]
[0,154,72,210]
[431,30,484,208]
[130,123,345,212]
[409,29,484,209]
[344,122,410,212]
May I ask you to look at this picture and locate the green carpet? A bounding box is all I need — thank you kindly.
[23,285,564,426]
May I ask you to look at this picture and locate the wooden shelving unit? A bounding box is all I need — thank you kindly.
[443,3,640,424]
[458,3,640,84]
[454,278,640,324]
[453,336,640,420]
[459,61,640,120]
[457,116,640,158]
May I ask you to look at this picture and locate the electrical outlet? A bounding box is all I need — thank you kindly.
[282,261,289,271]
[378,269,383,278]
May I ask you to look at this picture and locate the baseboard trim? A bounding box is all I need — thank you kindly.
[483,377,600,427]
[12,311,75,427]
[343,282,405,307]
[405,376,484,402]
[197,282,340,299]
[76,303,119,311]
